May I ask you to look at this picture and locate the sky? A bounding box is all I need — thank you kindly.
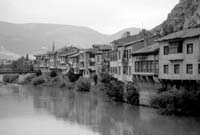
[0,0,179,34]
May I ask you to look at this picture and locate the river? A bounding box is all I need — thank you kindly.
[0,85,200,135]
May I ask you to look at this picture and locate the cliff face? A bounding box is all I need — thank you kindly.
[154,0,200,35]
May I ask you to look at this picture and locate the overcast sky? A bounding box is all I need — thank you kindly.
[0,0,179,34]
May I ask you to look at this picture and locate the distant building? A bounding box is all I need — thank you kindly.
[79,48,97,78]
[0,59,12,66]
[93,44,112,75]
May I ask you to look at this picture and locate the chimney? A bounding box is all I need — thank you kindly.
[121,31,131,38]
[140,29,149,47]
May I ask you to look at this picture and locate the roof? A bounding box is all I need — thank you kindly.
[85,48,99,53]
[59,47,79,57]
[68,52,80,58]
[158,27,200,42]
[111,31,154,47]
[93,44,112,51]
[132,43,159,56]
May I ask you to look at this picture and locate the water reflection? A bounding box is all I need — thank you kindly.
[0,85,200,135]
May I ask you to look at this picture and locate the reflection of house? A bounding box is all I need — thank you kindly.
[158,27,200,88]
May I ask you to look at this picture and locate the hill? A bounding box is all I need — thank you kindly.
[0,21,141,57]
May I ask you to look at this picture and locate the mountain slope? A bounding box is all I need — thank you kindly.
[153,0,200,35]
[0,21,141,56]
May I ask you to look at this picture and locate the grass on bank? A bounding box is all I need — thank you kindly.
[3,74,19,83]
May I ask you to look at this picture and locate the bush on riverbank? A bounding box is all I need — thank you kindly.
[19,73,36,84]
[3,74,19,83]
[124,83,139,105]
[36,70,42,76]
[98,72,124,102]
[59,81,75,90]
[75,77,91,92]
[105,80,124,102]
[50,70,57,78]
[151,90,200,116]
[32,76,45,86]
[67,69,80,82]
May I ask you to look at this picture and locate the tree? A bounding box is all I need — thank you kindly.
[10,56,33,71]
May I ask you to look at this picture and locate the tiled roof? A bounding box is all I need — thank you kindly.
[58,47,79,57]
[158,27,200,42]
[111,32,154,47]
[132,43,159,56]
[85,48,99,53]
[93,44,112,51]
[68,52,80,58]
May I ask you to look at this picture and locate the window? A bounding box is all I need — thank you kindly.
[97,55,100,63]
[155,61,159,73]
[129,66,131,75]
[118,66,121,75]
[186,64,193,74]
[135,61,154,73]
[118,51,121,60]
[164,46,169,55]
[187,44,193,54]
[150,61,153,72]
[174,64,180,74]
[164,65,169,74]
[123,50,128,59]
[90,53,95,58]
[128,49,131,59]
[135,62,138,72]
[169,42,183,54]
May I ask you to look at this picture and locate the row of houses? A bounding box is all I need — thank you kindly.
[34,42,112,78]
[34,27,200,86]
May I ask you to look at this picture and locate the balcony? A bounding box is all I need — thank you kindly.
[60,61,65,64]
[168,53,184,61]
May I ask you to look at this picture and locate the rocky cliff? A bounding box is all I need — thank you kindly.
[154,0,200,35]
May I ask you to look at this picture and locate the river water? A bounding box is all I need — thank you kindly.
[0,85,200,135]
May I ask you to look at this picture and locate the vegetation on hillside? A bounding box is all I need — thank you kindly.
[153,0,200,36]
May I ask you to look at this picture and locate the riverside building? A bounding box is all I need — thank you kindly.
[158,27,200,90]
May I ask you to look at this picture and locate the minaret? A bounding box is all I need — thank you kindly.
[52,41,55,52]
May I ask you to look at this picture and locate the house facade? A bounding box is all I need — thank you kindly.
[110,30,159,82]
[93,44,112,75]
[132,43,159,82]
[79,48,96,78]
[158,27,200,89]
